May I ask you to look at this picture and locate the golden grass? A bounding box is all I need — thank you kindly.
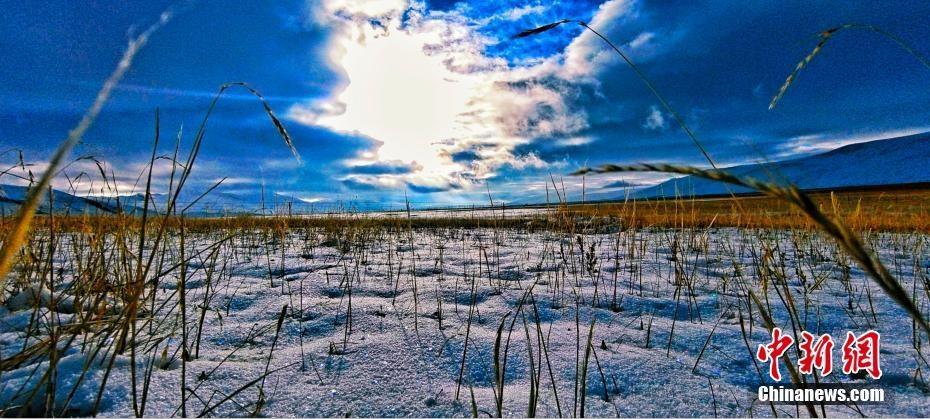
[5,186,930,235]
[564,188,930,233]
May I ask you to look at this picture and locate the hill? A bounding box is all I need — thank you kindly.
[634,132,930,198]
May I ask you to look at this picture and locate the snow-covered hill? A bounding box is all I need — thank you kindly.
[635,132,930,198]
[0,184,373,216]
[0,184,117,215]
[0,185,259,216]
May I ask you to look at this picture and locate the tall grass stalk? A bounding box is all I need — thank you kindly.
[0,10,172,289]
[769,24,930,109]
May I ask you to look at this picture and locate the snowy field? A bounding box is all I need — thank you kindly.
[2,225,929,417]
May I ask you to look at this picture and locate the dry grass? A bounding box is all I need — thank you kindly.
[5,186,930,235]
[563,187,930,233]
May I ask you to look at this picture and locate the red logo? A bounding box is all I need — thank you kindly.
[798,331,835,376]
[756,327,794,381]
[757,329,881,381]
[842,330,882,379]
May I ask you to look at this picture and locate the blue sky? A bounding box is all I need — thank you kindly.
[2,0,930,209]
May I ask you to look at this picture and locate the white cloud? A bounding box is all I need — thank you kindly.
[557,136,594,146]
[779,127,930,157]
[561,0,636,78]
[627,31,654,50]
[317,0,408,19]
[293,0,591,192]
[500,5,547,21]
[642,105,666,130]
[507,152,551,170]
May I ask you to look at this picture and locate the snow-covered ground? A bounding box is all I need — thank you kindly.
[2,226,929,417]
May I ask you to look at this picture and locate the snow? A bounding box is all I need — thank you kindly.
[0,352,128,416]
[2,226,929,416]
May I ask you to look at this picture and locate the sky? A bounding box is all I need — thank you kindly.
[2,0,930,210]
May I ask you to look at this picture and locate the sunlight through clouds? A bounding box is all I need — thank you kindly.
[309,8,483,173]
[291,0,587,194]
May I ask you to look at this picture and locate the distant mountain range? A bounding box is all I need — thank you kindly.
[3,132,930,214]
[567,131,930,202]
[630,132,930,198]
[0,185,304,216]
[0,184,117,215]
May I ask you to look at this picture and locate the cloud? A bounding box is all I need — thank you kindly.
[777,127,930,157]
[642,105,666,130]
[407,182,458,193]
[340,175,403,191]
[556,136,594,147]
[317,0,408,19]
[500,5,547,21]
[292,0,592,194]
[447,149,480,164]
[340,171,463,193]
[601,179,640,188]
[505,152,551,170]
[627,31,654,50]
[344,160,422,175]
[561,0,636,77]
